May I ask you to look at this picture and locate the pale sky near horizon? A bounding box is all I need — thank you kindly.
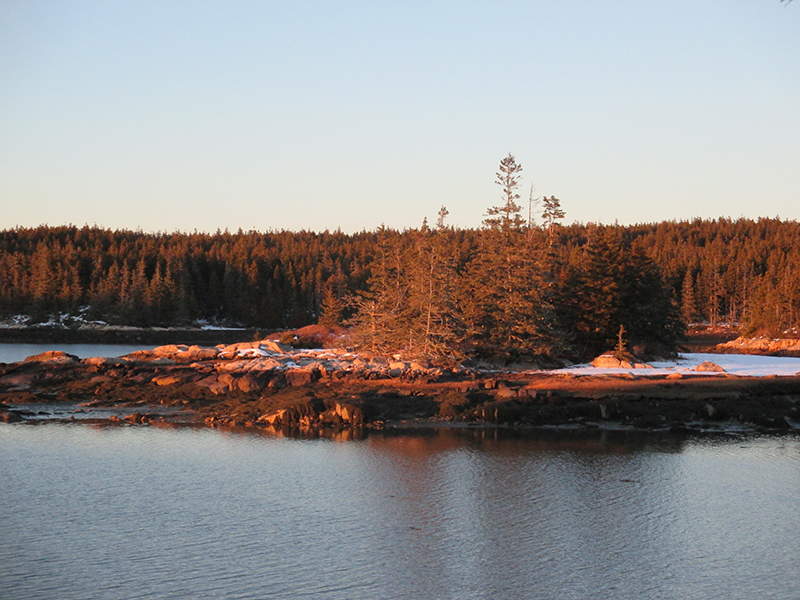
[1,1,799,234]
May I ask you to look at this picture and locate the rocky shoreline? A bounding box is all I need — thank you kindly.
[709,336,800,357]
[2,340,800,434]
[0,325,260,346]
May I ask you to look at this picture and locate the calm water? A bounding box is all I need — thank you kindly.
[2,424,799,600]
[0,343,157,364]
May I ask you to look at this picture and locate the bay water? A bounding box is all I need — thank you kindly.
[0,343,155,364]
[2,423,799,600]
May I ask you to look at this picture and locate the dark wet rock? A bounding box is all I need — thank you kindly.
[122,412,152,424]
[474,400,523,424]
[0,410,24,423]
[267,372,287,389]
[126,371,155,384]
[0,372,36,390]
[257,396,326,427]
[237,372,270,393]
[634,414,664,429]
[436,391,472,419]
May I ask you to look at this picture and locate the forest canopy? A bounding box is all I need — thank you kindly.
[2,158,799,362]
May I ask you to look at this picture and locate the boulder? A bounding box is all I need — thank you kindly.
[152,345,189,357]
[23,351,79,364]
[591,354,652,369]
[218,342,261,359]
[591,355,624,368]
[695,361,725,373]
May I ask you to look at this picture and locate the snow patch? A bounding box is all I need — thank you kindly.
[558,353,800,377]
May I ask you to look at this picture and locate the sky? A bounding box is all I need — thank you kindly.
[1,1,799,234]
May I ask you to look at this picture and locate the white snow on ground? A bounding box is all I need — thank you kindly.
[559,353,800,377]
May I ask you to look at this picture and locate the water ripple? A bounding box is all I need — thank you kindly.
[2,425,800,599]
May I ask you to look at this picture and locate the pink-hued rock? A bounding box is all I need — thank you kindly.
[151,374,186,386]
[176,346,219,361]
[152,344,189,357]
[591,355,631,368]
[695,361,725,373]
[84,356,129,367]
[591,354,652,369]
[23,351,79,364]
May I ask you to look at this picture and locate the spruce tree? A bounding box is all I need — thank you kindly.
[461,154,560,362]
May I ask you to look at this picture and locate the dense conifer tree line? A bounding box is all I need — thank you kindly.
[0,227,376,330]
[2,164,799,361]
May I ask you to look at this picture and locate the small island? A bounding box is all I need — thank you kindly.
[2,329,800,434]
[3,159,800,435]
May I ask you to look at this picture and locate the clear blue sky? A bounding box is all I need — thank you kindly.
[2,1,799,233]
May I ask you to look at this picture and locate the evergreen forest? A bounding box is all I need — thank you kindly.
[2,155,799,363]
